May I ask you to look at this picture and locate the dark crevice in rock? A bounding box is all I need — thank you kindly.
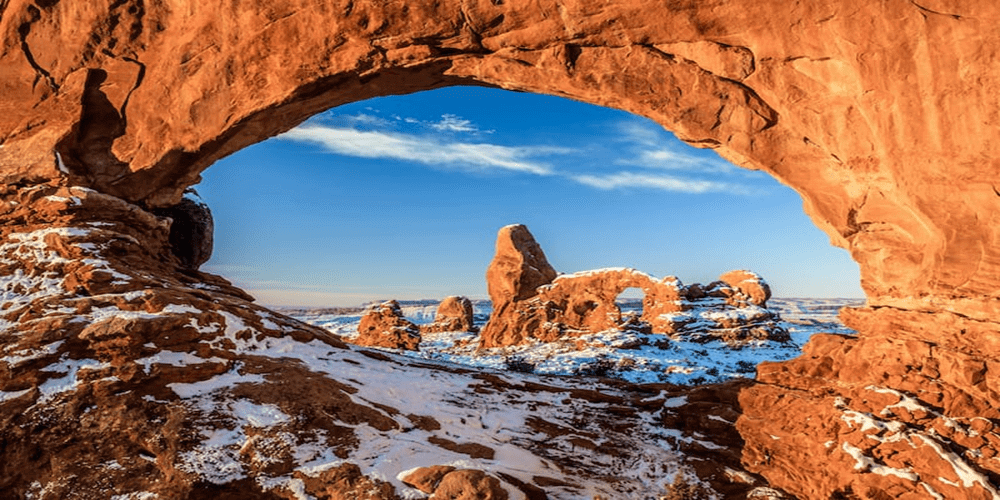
[67,68,130,182]
[119,56,146,126]
[909,0,962,20]
[152,190,214,270]
[17,5,60,92]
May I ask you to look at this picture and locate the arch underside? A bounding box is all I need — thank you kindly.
[2,0,1000,497]
[3,0,998,319]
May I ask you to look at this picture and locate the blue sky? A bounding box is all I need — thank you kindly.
[196,86,863,306]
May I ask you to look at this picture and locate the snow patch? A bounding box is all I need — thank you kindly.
[168,365,266,398]
[134,351,227,374]
[840,442,918,481]
[110,493,159,500]
[37,357,110,401]
[162,304,202,315]
[0,388,32,404]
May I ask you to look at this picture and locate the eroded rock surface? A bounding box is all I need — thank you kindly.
[3,0,1000,323]
[354,300,421,350]
[479,225,787,348]
[739,310,1000,500]
[420,295,476,334]
[430,469,508,500]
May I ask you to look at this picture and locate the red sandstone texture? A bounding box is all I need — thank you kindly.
[351,296,476,350]
[0,1,999,498]
[402,468,509,500]
[420,295,477,334]
[354,300,421,350]
[479,224,787,348]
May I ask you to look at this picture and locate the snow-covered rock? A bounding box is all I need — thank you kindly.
[478,225,789,348]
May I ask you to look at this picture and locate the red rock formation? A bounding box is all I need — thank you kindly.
[2,1,1000,498]
[355,300,421,350]
[402,467,508,499]
[151,189,214,270]
[420,296,476,334]
[718,270,771,308]
[5,0,1000,325]
[479,226,787,348]
[485,224,558,304]
[430,469,508,500]
[739,310,1000,500]
[401,465,457,494]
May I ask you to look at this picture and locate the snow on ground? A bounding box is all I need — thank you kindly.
[160,321,697,498]
[283,297,863,386]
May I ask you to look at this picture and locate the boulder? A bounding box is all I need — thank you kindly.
[420,296,476,333]
[718,270,771,307]
[485,224,557,304]
[430,470,508,500]
[401,465,457,494]
[354,300,421,351]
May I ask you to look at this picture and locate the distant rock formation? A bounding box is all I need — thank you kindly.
[479,225,787,348]
[354,300,421,350]
[420,296,476,334]
[718,269,772,307]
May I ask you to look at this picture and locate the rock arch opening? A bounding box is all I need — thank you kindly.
[616,286,646,331]
[195,86,863,309]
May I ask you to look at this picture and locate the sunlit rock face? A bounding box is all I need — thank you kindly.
[4,0,1000,320]
[420,295,476,334]
[354,300,421,350]
[2,0,1000,498]
[479,225,788,348]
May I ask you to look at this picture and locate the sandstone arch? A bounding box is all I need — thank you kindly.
[3,0,999,322]
[2,1,1000,498]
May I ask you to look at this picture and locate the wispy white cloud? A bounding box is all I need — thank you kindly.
[617,120,664,148]
[571,171,751,194]
[613,120,736,174]
[281,125,564,175]
[285,113,759,195]
[347,113,393,127]
[430,114,484,133]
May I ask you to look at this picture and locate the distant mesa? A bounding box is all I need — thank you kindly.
[478,224,788,348]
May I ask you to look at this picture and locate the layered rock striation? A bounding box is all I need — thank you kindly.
[479,224,787,348]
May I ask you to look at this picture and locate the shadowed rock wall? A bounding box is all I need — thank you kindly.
[2,0,1000,498]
